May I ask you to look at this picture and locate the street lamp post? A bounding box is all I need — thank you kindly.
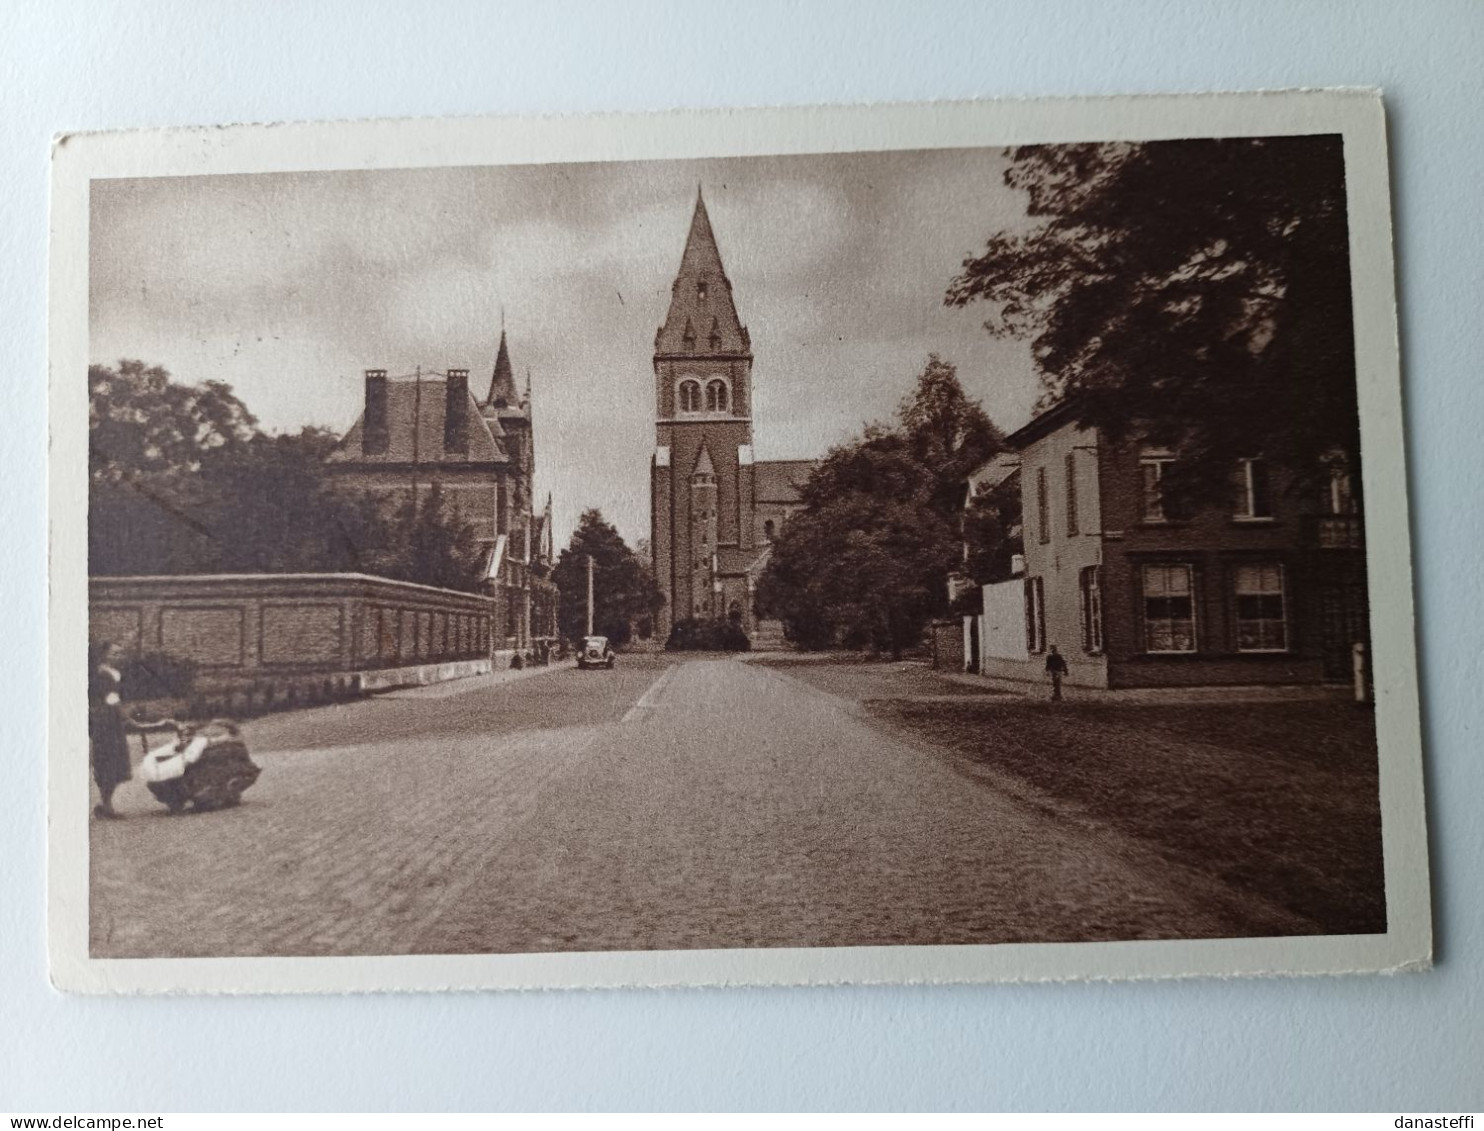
[586,554,594,637]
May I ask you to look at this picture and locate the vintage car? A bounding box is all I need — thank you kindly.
[576,635,617,670]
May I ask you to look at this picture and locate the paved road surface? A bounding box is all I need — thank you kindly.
[90,657,1298,957]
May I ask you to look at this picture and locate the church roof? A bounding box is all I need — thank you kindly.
[327,376,507,467]
[655,190,750,357]
[753,459,818,503]
[485,329,519,408]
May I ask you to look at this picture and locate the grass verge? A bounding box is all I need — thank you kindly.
[870,698,1385,934]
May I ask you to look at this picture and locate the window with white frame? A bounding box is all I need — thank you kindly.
[1235,458,1273,520]
[1234,563,1287,652]
[1140,455,1175,522]
[1142,563,1196,653]
[678,379,702,413]
[1079,565,1103,653]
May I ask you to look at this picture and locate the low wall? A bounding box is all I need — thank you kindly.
[90,572,498,707]
[928,620,963,671]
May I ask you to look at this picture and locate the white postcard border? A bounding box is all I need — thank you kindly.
[49,90,1430,994]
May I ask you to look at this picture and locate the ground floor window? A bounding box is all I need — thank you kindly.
[1079,565,1103,653]
[1142,563,1196,653]
[1234,563,1288,652]
[1024,576,1046,654]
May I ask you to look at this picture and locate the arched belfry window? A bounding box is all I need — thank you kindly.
[706,379,729,413]
[678,379,702,413]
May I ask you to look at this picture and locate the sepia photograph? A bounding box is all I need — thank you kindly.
[49,93,1428,992]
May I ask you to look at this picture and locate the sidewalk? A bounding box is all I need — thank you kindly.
[940,669,1355,704]
[376,658,568,699]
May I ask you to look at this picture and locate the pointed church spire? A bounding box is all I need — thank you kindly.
[486,327,517,407]
[655,188,750,357]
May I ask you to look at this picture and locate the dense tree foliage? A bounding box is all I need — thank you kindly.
[962,472,1023,587]
[947,136,1358,502]
[757,356,1004,658]
[897,354,1005,515]
[88,360,482,590]
[552,509,663,646]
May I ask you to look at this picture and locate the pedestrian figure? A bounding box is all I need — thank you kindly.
[89,641,131,819]
[1045,644,1068,702]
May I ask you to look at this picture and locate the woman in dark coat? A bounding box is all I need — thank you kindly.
[89,641,131,818]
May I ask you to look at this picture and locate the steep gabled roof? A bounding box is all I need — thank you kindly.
[1002,397,1084,450]
[655,189,750,357]
[328,377,507,466]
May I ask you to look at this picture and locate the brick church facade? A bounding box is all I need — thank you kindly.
[325,330,559,662]
[649,191,815,640]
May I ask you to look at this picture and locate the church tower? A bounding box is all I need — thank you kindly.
[651,189,758,638]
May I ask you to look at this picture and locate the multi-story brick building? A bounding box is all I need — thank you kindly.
[325,330,558,662]
[967,399,1368,690]
[649,191,816,639]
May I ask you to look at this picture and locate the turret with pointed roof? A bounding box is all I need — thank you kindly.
[655,189,751,358]
[486,328,519,408]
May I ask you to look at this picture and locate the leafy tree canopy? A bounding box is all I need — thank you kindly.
[759,356,1003,657]
[88,360,481,590]
[962,472,1023,587]
[947,136,1358,500]
[552,509,662,646]
[90,360,258,485]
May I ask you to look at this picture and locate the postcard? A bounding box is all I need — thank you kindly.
[50,91,1430,992]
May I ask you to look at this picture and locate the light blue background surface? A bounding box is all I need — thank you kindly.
[2,0,1480,1112]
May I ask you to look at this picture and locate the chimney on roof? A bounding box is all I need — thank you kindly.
[444,369,469,454]
[362,370,389,455]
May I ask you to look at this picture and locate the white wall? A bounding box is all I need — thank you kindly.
[981,578,1029,662]
[1019,423,1107,686]
[4,0,1480,1113]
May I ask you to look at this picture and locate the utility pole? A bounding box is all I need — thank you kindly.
[586,554,595,637]
[410,365,422,510]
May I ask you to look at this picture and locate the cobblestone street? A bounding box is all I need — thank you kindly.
[91,656,1314,958]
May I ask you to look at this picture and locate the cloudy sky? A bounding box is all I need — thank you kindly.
[90,147,1043,546]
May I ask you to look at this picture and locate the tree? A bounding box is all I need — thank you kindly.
[962,472,1023,587]
[90,360,258,485]
[551,509,663,646]
[87,360,481,590]
[897,353,1004,517]
[757,357,1001,658]
[758,431,960,658]
[947,136,1358,503]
